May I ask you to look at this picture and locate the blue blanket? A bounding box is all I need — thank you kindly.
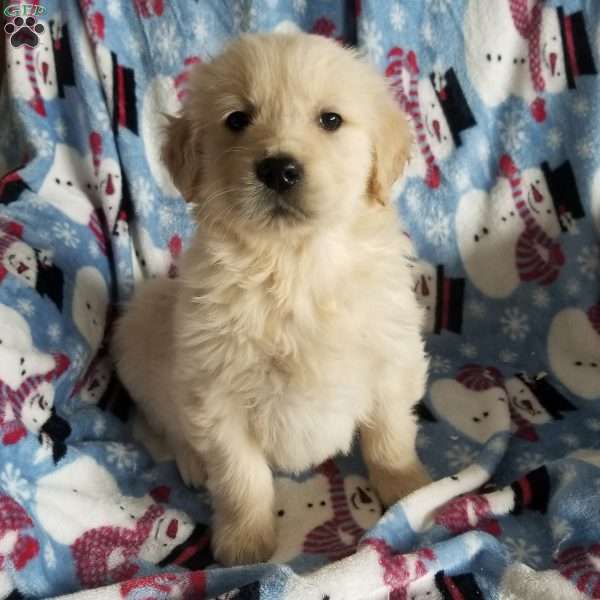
[1,0,599,598]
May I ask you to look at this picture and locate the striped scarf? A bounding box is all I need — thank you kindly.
[509,0,545,92]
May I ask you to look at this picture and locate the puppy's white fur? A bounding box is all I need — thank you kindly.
[113,33,430,566]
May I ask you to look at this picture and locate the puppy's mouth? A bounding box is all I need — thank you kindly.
[266,193,309,223]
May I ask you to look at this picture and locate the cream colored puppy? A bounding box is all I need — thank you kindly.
[113,33,430,566]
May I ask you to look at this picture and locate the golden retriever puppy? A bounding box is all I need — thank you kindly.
[112,33,430,566]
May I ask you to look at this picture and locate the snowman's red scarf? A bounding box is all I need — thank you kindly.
[510,0,545,93]
[386,48,441,189]
[72,503,165,588]
[0,220,25,281]
[500,155,564,286]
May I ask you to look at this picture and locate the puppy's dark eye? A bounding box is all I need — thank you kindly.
[225,111,251,132]
[319,112,343,131]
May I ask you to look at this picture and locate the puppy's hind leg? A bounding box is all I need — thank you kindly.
[361,362,431,507]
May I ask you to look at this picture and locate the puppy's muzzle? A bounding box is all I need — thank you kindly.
[255,154,303,193]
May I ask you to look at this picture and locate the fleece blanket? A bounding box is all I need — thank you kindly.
[0,0,599,598]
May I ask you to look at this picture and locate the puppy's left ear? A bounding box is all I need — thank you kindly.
[368,90,411,206]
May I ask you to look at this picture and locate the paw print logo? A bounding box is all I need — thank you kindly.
[4,16,45,48]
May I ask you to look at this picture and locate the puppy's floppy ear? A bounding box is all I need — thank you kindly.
[162,114,201,201]
[368,90,411,206]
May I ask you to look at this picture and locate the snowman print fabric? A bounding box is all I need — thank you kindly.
[0,0,600,599]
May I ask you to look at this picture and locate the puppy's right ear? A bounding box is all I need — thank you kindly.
[162,114,200,201]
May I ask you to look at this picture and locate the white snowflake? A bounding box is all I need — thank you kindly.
[47,323,61,342]
[532,288,550,308]
[52,222,79,248]
[192,16,208,43]
[557,462,577,486]
[416,433,431,449]
[576,136,594,159]
[390,3,406,32]
[501,307,530,341]
[426,0,451,13]
[564,278,581,296]
[586,418,600,432]
[107,0,121,18]
[93,417,107,437]
[421,20,434,46]
[560,434,580,449]
[33,129,53,159]
[499,110,528,153]
[404,186,423,214]
[292,0,306,14]
[424,206,451,247]
[499,349,518,364]
[71,344,87,374]
[16,298,34,317]
[106,443,139,470]
[516,451,544,473]
[155,21,182,67]
[430,354,451,374]
[466,299,487,319]
[546,128,562,151]
[158,205,176,230]
[446,444,478,470]
[54,119,67,140]
[359,19,383,64]
[454,167,471,192]
[88,239,100,258]
[505,537,542,567]
[550,516,572,541]
[476,138,491,162]
[126,33,143,58]
[132,177,154,218]
[460,342,478,358]
[44,543,56,569]
[0,464,30,501]
[572,96,589,116]
[577,245,600,279]
[233,0,258,31]
[92,108,111,133]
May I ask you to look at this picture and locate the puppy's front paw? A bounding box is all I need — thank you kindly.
[175,443,206,488]
[212,510,276,566]
[370,462,432,508]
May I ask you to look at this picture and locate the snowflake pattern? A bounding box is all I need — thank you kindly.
[107,0,122,18]
[44,543,57,569]
[460,342,478,358]
[571,96,590,116]
[499,110,528,153]
[54,119,67,140]
[577,245,599,279]
[557,462,577,485]
[93,417,107,437]
[106,443,140,471]
[16,298,34,317]
[52,222,80,248]
[292,0,306,14]
[576,136,594,159]
[551,517,572,541]
[155,21,182,67]
[47,323,61,342]
[430,354,451,374]
[426,0,451,13]
[564,278,581,296]
[0,464,30,502]
[516,451,544,474]
[359,19,383,64]
[586,418,600,432]
[424,206,451,247]
[71,344,87,375]
[546,128,562,150]
[421,20,434,46]
[192,17,208,43]
[504,537,542,567]
[454,167,471,191]
[531,288,550,308]
[233,0,258,31]
[404,186,424,214]
[559,434,580,449]
[88,239,100,258]
[390,3,406,32]
[446,444,478,469]
[466,299,487,319]
[501,307,530,341]
[33,129,53,159]
[132,177,154,218]
[499,349,517,364]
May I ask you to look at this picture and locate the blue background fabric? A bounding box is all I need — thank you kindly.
[0,0,599,598]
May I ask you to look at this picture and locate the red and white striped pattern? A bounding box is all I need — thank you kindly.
[23,44,46,116]
[174,56,202,104]
[500,154,565,286]
[557,545,600,598]
[386,47,441,188]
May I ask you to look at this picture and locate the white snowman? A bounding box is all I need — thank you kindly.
[0,304,55,390]
[464,1,596,121]
[410,259,465,334]
[132,227,181,281]
[430,365,511,445]
[72,266,109,352]
[6,25,57,115]
[387,49,476,190]
[548,305,600,400]
[456,157,582,298]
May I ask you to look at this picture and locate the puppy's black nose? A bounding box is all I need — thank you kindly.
[255,155,303,193]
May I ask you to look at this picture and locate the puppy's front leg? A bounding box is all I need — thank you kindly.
[201,418,276,566]
[361,368,431,507]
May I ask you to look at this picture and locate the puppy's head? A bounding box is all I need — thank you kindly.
[163,34,410,237]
